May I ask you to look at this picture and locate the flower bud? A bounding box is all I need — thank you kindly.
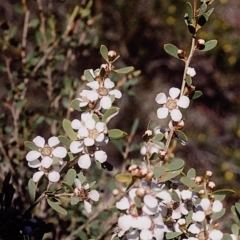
[108,50,117,60]
[186,67,196,77]
[136,187,145,197]
[208,181,216,189]
[158,150,166,160]
[195,176,203,184]
[196,39,205,50]
[206,170,213,178]
[177,49,186,59]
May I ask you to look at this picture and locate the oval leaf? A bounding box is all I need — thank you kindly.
[71,196,80,205]
[24,141,38,151]
[164,44,180,59]
[159,168,184,182]
[115,173,133,183]
[166,232,182,239]
[63,119,77,141]
[187,168,196,178]
[222,234,233,240]
[100,45,109,62]
[175,130,188,145]
[28,178,36,202]
[65,169,76,186]
[84,69,95,82]
[199,40,218,52]
[211,208,225,221]
[114,66,134,74]
[47,199,67,215]
[154,166,165,178]
[212,189,235,201]
[166,158,185,172]
[186,2,193,23]
[192,90,203,100]
[71,99,81,111]
[108,129,127,140]
[231,224,239,237]
[102,107,120,123]
[180,176,199,188]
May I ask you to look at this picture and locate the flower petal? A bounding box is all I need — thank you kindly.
[41,156,53,168]
[74,178,82,190]
[33,171,44,182]
[177,96,190,109]
[52,146,67,158]
[155,93,167,104]
[48,171,60,182]
[33,136,45,148]
[48,136,60,147]
[85,118,95,130]
[109,89,122,99]
[116,197,130,210]
[84,200,92,213]
[89,190,99,201]
[157,107,169,119]
[26,151,41,161]
[78,154,91,169]
[94,150,107,163]
[170,109,182,121]
[71,119,82,129]
[87,81,99,90]
[70,141,83,154]
[104,78,115,88]
[169,87,180,99]
[28,159,41,168]
[87,90,99,101]
[118,215,132,231]
[100,96,112,109]
[212,200,223,213]
[84,138,95,146]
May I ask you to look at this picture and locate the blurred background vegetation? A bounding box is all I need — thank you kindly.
[0,0,240,239]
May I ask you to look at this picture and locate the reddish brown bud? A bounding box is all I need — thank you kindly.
[108,50,117,60]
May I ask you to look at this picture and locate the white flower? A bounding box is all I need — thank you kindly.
[26,136,67,168]
[77,150,107,169]
[77,117,108,146]
[74,178,99,213]
[209,229,223,240]
[85,78,122,110]
[186,67,196,77]
[155,87,190,122]
[32,169,60,183]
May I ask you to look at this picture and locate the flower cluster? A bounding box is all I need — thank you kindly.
[112,172,227,240]
[26,136,67,182]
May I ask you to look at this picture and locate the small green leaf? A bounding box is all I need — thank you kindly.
[28,178,36,202]
[100,45,109,62]
[212,189,235,201]
[199,40,218,51]
[186,2,193,23]
[47,199,67,215]
[164,44,180,59]
[65,169,76,186]
[77,172,86,183]
[84,69,95,82]
[199,2,207,16]
[108,129,127,140]
[222,234,233,240]
[62,181,73,191]
[166,232,182,239]
[89,181,96,188]
[71,99,81,111]
[166,158,185,172]
[115,173,132,183]
[211,208,225,221]
[152,133,164,142]
[180,176,199,188]
[134,196,142,208]
[154,166,165,178]
[58,135,71,147]
[102,107,120,123]
[206,8,214,17]
[187,168,196,178]
[130,118,139,135]
[24,141,39,151]
[63,119,77,141]
[186,210,193,227]
[70,196,80,205]
[159,168,184,182]
[235,202,240,215]
[231,224,239,237]
[114,66,134,74]
[186,75,192,86]
[175,130,188,145]
[192,90,203,100]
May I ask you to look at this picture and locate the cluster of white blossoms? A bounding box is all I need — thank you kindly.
[26,136,67,182]
[112,178,229,240]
